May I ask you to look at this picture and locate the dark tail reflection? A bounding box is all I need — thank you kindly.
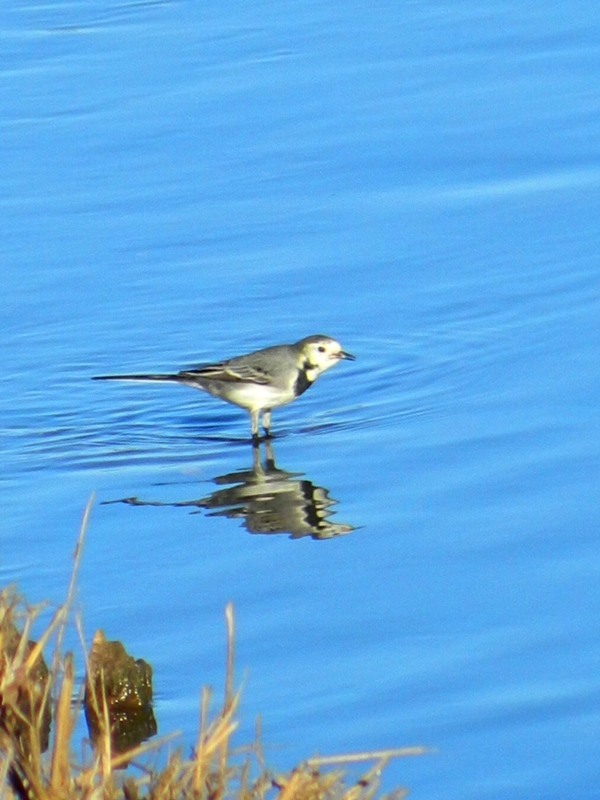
[105,441,355,541]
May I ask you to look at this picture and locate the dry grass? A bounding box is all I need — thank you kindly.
[0,497,427,800]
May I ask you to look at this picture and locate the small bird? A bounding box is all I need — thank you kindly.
[93,335,355,439]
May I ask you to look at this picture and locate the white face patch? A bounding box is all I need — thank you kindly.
[303,339,344,375]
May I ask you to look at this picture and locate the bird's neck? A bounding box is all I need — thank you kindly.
[295,360,319,396]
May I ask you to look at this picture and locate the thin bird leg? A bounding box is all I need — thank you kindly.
[250,410,260,440]
[264,439,275,467]
[262,410,272,437]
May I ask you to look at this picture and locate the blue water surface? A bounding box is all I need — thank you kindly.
[2,1,600,798]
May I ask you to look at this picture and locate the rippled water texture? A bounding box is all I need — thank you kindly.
[2,2,600,798]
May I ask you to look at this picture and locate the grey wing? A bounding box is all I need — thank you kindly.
[177,360,272,385]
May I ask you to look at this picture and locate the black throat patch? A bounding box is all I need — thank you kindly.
[294,361,316,397]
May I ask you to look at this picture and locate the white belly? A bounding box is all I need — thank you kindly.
[191,379,296,412]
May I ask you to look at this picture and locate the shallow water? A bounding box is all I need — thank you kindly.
[2,1,600,797]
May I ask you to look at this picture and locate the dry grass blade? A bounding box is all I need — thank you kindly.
[54,492,93,659]
[305,748,430,768]
[49,652,75,792]
[224,602,235,713]
[110,730,180,771]
[194,685,213,793]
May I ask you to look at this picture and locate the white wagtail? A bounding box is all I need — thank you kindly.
[94,335,355,439]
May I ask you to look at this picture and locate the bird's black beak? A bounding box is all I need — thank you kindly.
[338,350,356,361]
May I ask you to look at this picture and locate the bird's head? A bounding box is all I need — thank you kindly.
[296,335,356,378]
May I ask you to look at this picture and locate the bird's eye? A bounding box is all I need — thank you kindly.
[318,346,326,353]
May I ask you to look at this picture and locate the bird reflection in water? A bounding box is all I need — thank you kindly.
[106,441,355,541]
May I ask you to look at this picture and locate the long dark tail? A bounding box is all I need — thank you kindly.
[92,373,182,382]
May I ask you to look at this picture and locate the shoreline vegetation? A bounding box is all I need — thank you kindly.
[0,496,427,799]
